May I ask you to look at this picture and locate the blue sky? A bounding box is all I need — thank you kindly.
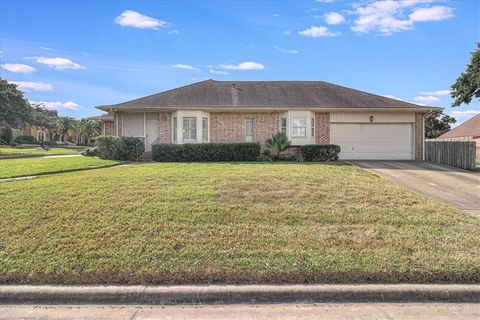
[1,0,479,125]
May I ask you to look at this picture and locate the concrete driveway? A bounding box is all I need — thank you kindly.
[350,161,480,217]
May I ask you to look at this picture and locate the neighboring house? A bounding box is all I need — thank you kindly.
[95,80,438,160]
[438,113,480,161]
[0,125,77,144]
[89,112,115,135]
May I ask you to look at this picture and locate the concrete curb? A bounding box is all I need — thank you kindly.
[1,284,479,304]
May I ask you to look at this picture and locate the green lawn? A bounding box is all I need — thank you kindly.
[0,156,121,179]
[0,147,81,158]
[0,163,479,284]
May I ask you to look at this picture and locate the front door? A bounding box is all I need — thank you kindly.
[145,112,159,151]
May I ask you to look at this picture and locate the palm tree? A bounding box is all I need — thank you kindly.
[265,132,291,160]
[76,120,101,145]
[55,117,77,142]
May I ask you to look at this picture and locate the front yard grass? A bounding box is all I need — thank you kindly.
[0,162,479,284]
[0,156,121,179]
[0,147,81,158]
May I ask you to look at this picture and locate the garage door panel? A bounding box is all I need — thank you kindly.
[330,123,413,160]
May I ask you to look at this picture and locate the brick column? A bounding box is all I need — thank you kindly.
[315,112,330,144]
[159,112,172,143]
[415,112,424,160]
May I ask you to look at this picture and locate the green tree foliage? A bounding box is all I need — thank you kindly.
[0,78,32,128]
[451,43,480,106]
[76,119,101,145]
[1,127,13,144]
[54,116,77,142]
[265,132,291,159]
[31,103,58,132]
[425,110,456,139]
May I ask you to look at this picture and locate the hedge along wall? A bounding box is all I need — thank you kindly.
[300,144,341,162]
[152,143,261,162]
[95,135,145,161]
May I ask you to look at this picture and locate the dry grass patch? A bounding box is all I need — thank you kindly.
[0,162,479,284]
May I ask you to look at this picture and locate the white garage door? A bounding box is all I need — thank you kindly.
[330,123,414,160]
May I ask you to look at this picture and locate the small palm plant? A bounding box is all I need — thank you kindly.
[265,132,291,160]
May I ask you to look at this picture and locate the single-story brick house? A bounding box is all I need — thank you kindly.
[95,80,438,160]
[438,113,480,161]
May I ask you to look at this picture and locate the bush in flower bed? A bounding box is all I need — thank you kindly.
[300,144,341,162]
[152,143,261,162]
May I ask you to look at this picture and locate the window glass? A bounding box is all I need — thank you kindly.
[202,118,208,142]
[292,117,306,137]
[173,117,177,142]
[311,118,315,137]
[183,117,196,140]
[245,118,254,142]
[281,117,287,134]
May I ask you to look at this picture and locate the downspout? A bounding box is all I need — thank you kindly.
[422,112,426,161]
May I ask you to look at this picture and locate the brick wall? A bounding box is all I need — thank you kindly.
[103,121,115,135]
[159,112,172,143]
[415,112,424,160]
[315,112,330,144]
[209,112,279,143]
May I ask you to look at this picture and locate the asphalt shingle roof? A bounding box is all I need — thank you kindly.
[97,79,431,110]
[440,113,480,138]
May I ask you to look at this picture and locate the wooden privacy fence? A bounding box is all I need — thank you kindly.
[425,140,476,171]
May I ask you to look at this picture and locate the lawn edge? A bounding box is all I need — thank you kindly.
[1,284,479,304]
[0,161,126,180]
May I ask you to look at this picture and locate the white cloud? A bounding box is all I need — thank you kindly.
[413,95,441,105]
[33,57,84,70]
[409,6,454,22]
[219,61,265,70]
[382,94,404,101]
[11,81,53,92]
[1,63,36,74]
[351,1,454,35]
[298,26,340,37]
[315,0,336,3]
[115,10,167,30]
[172,64,196,70]
[446,109,480,125]
[209,69,229,75]
[420,89,450,96]
[273,13,280,17]
[32,101,81,111]
[324,12,346,25]
[274,46,299,54]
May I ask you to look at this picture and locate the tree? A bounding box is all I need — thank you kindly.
[0,78,32,128]
[265,132,291,160]
[54,116,78,142]
[31,104,58,146]
[451,43,480,107]
[76,119,101,145]
[424,110,456,139]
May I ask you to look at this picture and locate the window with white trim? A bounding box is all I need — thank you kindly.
[292,117,306,137]
[37,130,45,143]
[183,117,197,141]
[311,118,315,137]
[202,118,208,142]
[245,118,254,142]
[173,117,177,142]
[280,117,287,135]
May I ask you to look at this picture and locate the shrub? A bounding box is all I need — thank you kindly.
[9,141,20,147]
[95,135,144,160]
[81,147,100,157]
[1,127,13,144]
[152,143,261,162]
[300,144,341,162]
[265,132,291,160]
[13,135,36,144]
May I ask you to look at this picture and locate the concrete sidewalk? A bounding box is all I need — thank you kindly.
[1,284,479,305]
[2,303,479,320]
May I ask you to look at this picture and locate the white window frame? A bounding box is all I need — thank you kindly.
[202,117,209,142]
[292,117,307,137]
[183,117,197,142]
[245,118,254,142]
[280,117,287,135]
[37,130,45,143]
